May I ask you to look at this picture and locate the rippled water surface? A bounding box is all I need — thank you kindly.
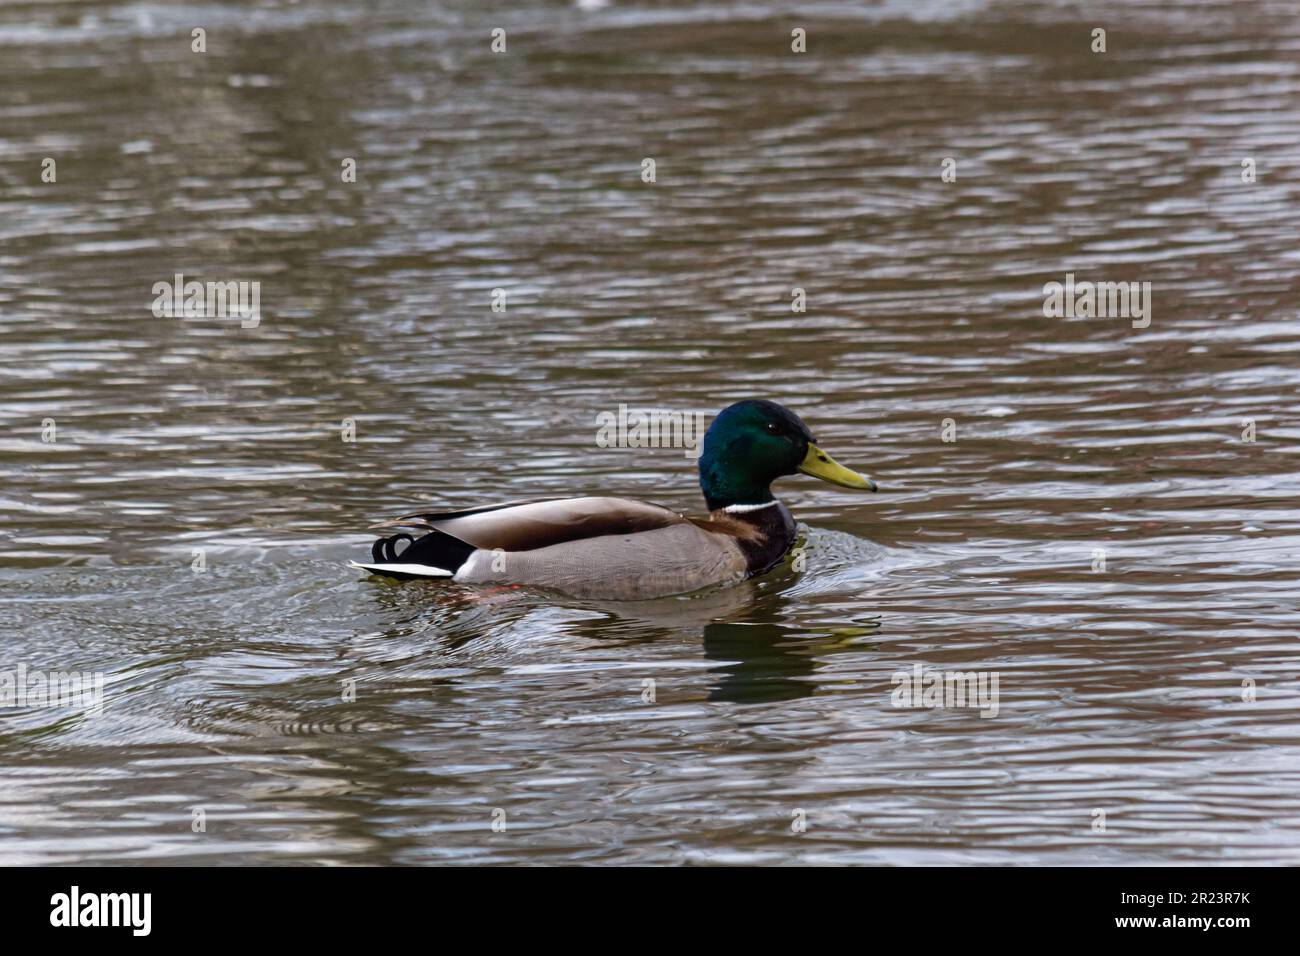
[2,0,1299,864]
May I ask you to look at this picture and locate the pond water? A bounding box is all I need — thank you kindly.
[1,0,1298,864]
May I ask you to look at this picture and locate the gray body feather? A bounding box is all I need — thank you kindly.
[372,496,752,600]
[455,518,749,600]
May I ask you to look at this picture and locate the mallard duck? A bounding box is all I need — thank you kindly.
[350,399,876,600]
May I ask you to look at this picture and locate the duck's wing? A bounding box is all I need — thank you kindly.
[372,495,690,552]
[370,497,568,530]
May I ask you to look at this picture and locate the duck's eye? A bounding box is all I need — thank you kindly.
[765,422,780,434]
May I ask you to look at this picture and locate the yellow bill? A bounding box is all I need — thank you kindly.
[798,443,877,491]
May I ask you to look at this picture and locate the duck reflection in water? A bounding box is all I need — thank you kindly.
[572,579,881,705]
[364,571,879,705]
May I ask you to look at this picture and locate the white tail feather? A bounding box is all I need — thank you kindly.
[348,561,453,578]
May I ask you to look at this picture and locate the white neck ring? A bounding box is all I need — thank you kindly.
[721,501,779,514]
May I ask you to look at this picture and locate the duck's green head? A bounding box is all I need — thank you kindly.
[698,399,877,511]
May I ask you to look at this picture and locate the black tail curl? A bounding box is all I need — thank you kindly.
[368,530,476,573]
[372,533,415,563]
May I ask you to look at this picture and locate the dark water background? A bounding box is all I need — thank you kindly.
[1,0,1298,864]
